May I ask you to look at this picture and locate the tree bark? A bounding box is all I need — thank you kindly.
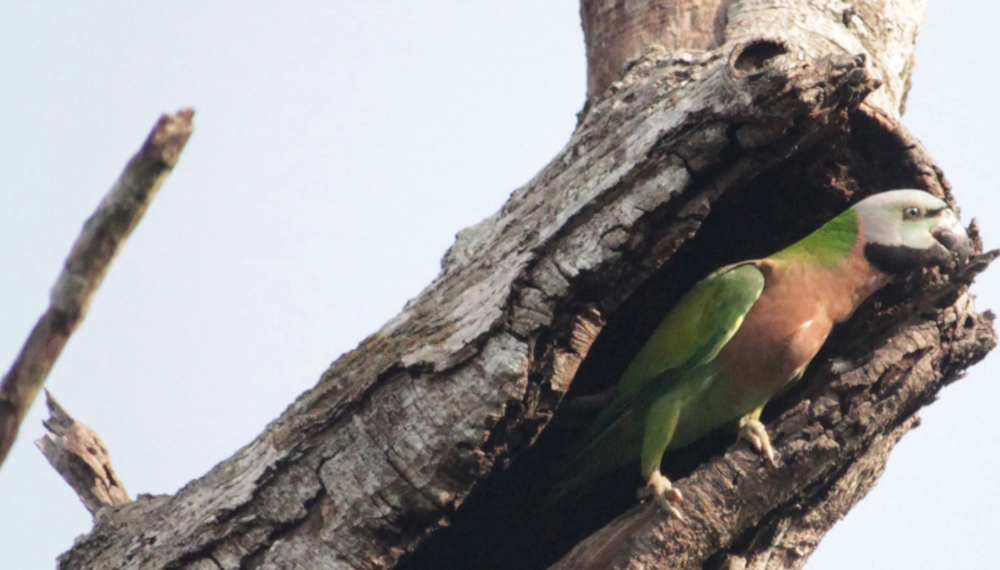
[55,2,993,570]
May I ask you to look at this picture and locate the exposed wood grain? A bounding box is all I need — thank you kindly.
[58,49,886,570]
[582,0,924,119]
[54,1,992,569]
[35,391,131,515]
[581,0,727,101]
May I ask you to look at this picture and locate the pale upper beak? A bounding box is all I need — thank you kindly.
[931,209,972,265]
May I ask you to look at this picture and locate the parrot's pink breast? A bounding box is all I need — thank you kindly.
[720,241,888,408]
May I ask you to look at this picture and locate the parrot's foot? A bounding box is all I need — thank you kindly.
[738,417,777,467]
[638,470,685,519]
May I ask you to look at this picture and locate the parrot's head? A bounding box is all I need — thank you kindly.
[855,189,972,274]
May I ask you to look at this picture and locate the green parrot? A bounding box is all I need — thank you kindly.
[563,189,971,517]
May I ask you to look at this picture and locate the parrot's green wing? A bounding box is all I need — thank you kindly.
[551,263,765,501]
[591,262,766,429]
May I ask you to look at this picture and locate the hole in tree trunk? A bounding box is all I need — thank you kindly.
[394,112,938,570]
[733,40,789,72]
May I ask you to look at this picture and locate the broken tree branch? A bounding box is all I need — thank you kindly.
[36,390,131,515]
[51,1,994,568]
[0,109,194,470]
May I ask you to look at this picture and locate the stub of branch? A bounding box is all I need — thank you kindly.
[57,47,910,570]
[35,391,130,515]
[0,109,194,470]
[52,3,988,568]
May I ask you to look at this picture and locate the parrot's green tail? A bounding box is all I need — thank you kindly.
[542,410,642,509]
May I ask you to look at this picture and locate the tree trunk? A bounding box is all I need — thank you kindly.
[57,2,993,570]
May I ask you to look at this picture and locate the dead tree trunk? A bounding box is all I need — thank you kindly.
[57,2,993,570]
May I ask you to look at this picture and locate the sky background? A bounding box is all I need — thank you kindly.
[1,2,996,568]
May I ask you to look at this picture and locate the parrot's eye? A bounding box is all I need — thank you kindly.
[903,206,923,220]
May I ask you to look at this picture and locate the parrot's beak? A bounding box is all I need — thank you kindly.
[931,209,972,265]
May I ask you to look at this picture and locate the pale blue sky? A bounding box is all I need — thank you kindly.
[1,3,996,568]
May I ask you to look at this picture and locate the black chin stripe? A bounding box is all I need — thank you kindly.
[864,243,950,274]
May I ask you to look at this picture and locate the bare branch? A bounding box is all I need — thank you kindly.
[0,109,195,469]
[48,1,994,568]
[36,390,131,515]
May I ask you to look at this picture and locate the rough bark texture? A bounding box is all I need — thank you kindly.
[582,0,923,118]
[55,2,992,570]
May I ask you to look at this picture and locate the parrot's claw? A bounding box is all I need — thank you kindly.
[638,470,685,520]
[738,417,778,468]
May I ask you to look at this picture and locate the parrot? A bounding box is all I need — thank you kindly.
[559,189,972,518]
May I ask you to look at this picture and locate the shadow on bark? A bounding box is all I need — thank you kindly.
[396,109,995,570]
[54,6,995,569]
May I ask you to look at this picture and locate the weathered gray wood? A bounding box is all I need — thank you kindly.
[56,2,993,570]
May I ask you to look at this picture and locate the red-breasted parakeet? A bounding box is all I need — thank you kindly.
[564,189,971,517]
